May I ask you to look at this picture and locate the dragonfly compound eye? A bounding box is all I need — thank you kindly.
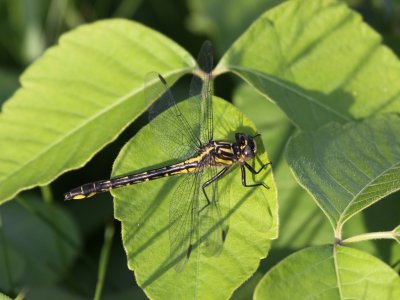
[243,145,255,160]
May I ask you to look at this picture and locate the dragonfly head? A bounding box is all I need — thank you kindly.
[235,133,257,162]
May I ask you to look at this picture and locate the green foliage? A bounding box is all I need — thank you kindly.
[0,19,195,204]
[254,245,400,299]
[0,294,12,300]
[218,0,400,130]
[0,0,399,299]
[286,115,400,230]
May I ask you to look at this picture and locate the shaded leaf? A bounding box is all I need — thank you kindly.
[0,196,80,289]
[255,245,400,300]
[113,97,277,300]
[218,0,400,130]
[25,286,87,300]
[0,19,195,203]
[286,114,400,229]
[0,236,24,293]
[186,0,281,54]
[0,69,19,105]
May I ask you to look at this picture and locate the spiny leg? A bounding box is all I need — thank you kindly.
[199,167,228,213]
[244,161,271,175]
[241,164,270,189]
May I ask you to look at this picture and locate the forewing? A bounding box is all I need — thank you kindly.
[189,41,214,144]
[145,72,201,160]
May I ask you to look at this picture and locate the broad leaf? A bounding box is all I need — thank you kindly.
[286,114,400,229]
[0,196,80,290]
[113,97,277,300]
[254,245,400,299]
[217,0,400,130]
[0,19,195,203]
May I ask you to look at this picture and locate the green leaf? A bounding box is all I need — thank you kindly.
[0,19,195,204]
[112,97,278,300]
[254,245,400,299]
[218,0,400,130]
[0,236,24,293]
[235,84,400,272]
[0,294,12,300]
[233,84,333,249]
[25,286,87,300]
[0,196,80,289]
[286,114,400,230]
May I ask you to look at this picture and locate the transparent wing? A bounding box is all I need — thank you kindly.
[169,171,203,272]
[199,165,226,257]
[189,40,214,143]
[144,72,201,160]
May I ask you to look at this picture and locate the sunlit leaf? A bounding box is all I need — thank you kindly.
[255,245,400,299]
[0,19,195,203]
[286,114,400,229]
[218,0,400,130]
[0,294,12,300]
[113,97,277,300]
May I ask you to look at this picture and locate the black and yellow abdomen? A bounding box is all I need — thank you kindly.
[64,160,200,200]
[64,141,237,201]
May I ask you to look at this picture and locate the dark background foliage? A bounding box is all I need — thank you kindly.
[0,0,399,299]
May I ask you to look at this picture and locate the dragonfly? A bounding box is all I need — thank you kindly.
[64,41,270,271]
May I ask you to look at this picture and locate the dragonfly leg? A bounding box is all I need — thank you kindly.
[199,167,228,213]
[241,163,270,189]
[244,161,271,174]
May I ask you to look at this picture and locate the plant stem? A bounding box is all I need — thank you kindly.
[93,222,115,300]
[341,231,398,245]
[40,185,54,204]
